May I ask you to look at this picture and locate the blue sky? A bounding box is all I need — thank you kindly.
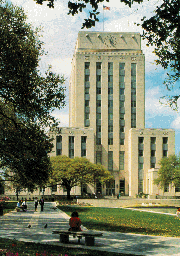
[11,0,180,154]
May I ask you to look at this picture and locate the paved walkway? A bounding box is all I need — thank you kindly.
[1,202,180,255]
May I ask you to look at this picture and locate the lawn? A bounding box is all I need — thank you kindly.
[58,205,180,237]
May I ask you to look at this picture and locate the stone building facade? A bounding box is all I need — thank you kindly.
[5,32,177,199]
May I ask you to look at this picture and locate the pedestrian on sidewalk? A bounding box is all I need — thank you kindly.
[39,197,44,211]
[34,197,38,211]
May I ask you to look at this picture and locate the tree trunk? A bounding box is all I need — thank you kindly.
[67,187,71,200]
[16,188,19,201]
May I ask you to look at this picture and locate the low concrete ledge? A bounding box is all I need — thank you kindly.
[76,198,180,208]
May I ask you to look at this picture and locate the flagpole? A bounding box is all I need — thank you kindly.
[103,6,104,31]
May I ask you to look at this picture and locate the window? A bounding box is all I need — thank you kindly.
[120,114,125,120]
[85,100,89,107]
[108,151,113,171]
[108,100,113,107]
[119,180,125,193]
[163,150,168,157]
[139,137,144,144]
[85,88,89,94]
[96,138,101,145]
[108,88,113,94]
[69,136,74,159]
[85,113,89,119]
[108,138,113,145]
[108,76,113,82]
[56,136,62,156]
[119,151,125,170]
[97,126,101,132]
[120,127,124,132]
[131,88,136,95]
[138,163,143,170]
[139,150,143,156]
[151,150,156,157]
[131,101,136,107]
[120,139,124,145]
[120,88,125,95]
[81,136,86,144]
[151,163,155,168]
[97,100,101,107]
[85,62,90,69]
[57,136,62,143]
[96,113,101,119]
[108,126,113,132]
[163,137,168,144]
[151,137,156,144]
[97,75,101,82]
[108,113,113,120]
[96,62,101,69]
[85,75,89,81]
[96,151,102,164]
[96,88,101,94]
[131,113,136,121]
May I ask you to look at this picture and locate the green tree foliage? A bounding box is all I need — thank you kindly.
[154,155,180,190]
[0,1,66,189]
[36,0,179,108]
[50,155,112,199]
[140,0,179,109]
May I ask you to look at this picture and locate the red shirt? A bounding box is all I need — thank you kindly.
[69,217,81,230]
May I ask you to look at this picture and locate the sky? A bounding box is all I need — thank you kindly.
[11,0,180,154]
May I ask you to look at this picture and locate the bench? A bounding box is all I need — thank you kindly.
[52,230,103,246]
[16,206,27,212]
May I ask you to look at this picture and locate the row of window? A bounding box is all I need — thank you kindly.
[119,63,125,145]
[56,136,87,158]
[138,137,168,169]
[108,63,113,145]
[131,63,136,128]
[96,151,125,171]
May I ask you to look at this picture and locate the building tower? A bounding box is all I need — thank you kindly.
[69,32,145,195]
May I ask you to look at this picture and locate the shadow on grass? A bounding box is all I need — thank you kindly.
[81,221,163,236]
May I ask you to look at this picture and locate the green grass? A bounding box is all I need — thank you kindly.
[0,237,134,256]
[58,205,180,237]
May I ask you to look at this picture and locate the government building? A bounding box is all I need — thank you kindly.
[5,32,177,199]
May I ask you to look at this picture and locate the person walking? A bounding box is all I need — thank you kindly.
[39,197,44,211]
[34,197,38,211]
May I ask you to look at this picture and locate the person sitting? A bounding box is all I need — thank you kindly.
[176,208,180,218]
[22,199,27,211]
[68,211,82,231]
[16,200,23,211]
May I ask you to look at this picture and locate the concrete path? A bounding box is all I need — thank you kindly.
[1,202,180,255]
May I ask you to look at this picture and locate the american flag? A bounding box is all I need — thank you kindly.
[103,5,110,10]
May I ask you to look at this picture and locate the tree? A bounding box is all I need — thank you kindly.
[154,155,180,190]
[35,0,179,108]
[0,0,66,188]
[50,155,112,199]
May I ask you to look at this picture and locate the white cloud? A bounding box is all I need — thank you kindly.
[171,117,180,130]
[50,57,72,76]
[145,87,178,117]
[52,111,69,127]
